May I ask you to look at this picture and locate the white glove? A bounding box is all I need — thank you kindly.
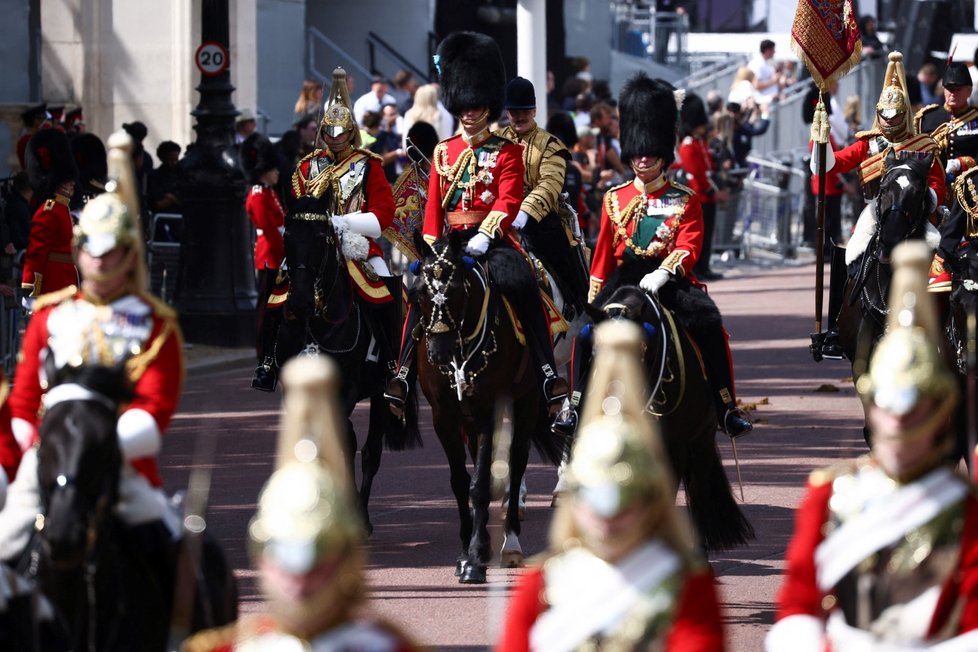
[513,210,530,230]
[639,268,672,295]
[335,211,382,238]
[464,232,492,256]
[20,295,33,313]
[946,158,962,175]
[809,144,836,175]
[331,214,349,233]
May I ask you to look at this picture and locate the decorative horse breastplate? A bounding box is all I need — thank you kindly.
[45,296,154,372]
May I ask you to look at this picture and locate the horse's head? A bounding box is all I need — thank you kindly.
[586,286,661,359]
[37,360,131,568]
[415,230,480,366]
[875,149,933,261]
[284,193,341,318]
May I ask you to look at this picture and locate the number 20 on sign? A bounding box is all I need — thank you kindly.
[195,41,229,77]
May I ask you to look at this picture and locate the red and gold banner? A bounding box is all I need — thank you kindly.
[791,0,862,89]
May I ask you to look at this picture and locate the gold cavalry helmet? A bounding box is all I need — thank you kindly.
[319,67,361,149]
[248,356,363,574]
[74,130,147,290]
[873,51,913,141]
[558,321,696,552]
[856,241,958,439]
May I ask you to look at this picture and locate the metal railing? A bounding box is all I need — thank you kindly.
[611,2,690,72]
[307,26,372,84]
[366,31,430,84]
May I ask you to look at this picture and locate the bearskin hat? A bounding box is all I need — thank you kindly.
[619,73,679,166]
[679,91,709,138]
[26,128,78,200]
[436,31,506,123]
[71,133,107,195]
[240,133,279,185]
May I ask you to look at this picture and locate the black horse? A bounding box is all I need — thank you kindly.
[414,231,562,584]
[838,151,935,365]
[33,362,236,652]
[942,239,978,465]
[567,285,754,552]
[275,200,417,534]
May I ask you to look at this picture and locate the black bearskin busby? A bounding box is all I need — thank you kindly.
[679,91,709,139]
[406,121,439,164]
[436,31,506,123]
[619,72,679,166]
[70,133,107,196]
[240,133,279,185]
[944,62,973,88]
[26,128,78,200]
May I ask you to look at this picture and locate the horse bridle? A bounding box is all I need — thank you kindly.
[421,248,496,399]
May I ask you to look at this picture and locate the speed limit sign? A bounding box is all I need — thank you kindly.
[195,41,229,77]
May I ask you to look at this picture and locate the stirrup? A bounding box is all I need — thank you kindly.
[544,376,569,406]
[723,407,753,439]
[821,329,844,360]
[251,358,278,392]
[551,405,578,437]
[384,376,409,417]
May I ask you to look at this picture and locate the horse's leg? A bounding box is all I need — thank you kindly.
[358,395,387,537]
[460,427,493,584]
[501,401,534,568]
[430,405,473,574]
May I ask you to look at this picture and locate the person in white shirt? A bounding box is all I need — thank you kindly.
[748,39,781,105]
[352,74,396,127]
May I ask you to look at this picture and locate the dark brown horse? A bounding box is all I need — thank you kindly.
[414,231,562,584]
[569,285,754,552]
[31,361,236,652]
[275,197,418,533]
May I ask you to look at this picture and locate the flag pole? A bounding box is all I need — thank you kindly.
[809,91,830,361]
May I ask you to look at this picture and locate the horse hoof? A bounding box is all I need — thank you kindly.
[500,550,523,568]
[459,563,487,584]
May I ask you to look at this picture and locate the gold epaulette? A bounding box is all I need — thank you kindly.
[808,461,857,487]
[668,180,695,195]
[43,199,57,211]
[127,290,184,382]
[137,289,178,321]
[493,130,517,146]
[180,621,238,652]
[914,103,941,133]
[607,179,633,194]
[31,285,77,312]
[954,167,978,218]
[854,128,883,140]
[356,147,383,162]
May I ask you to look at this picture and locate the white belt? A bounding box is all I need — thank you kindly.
[256,228,264,236]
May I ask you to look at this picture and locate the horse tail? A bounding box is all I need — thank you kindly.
[679,434,755,552]
[375,392,423,451]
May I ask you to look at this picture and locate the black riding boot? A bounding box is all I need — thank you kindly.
[551,330,593,436]
[252,269,283,392]
[514,298,568,414]
[384,302,420,418]
[822,242,847,360]
[699,329,752,438]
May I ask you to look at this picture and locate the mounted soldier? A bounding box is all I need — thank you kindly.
[183,357,418,651]
[495,75,591,317]
[553,72,752,438]
[768,242,978,650]
[385,31,568,417]
[280,67,402,382]
[0,131,184,580]
[915,61,978,292]
[814,52,945,358]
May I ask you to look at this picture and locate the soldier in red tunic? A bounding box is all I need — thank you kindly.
[240,133,287,391]
[768,241,978,651]
[182,357,418,652]
[281,67,402,378]
[498,320,725,651]
[553,73,751,438]
[0,131,184,562]
[21,128,80,307]
[385,31,568,416]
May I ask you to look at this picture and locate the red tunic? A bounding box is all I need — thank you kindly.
[831,135,946,205]
[809,138,845,196]
[589,178,704,299]
[245,185,285,270]
[20,197,77,295]
[497,564,725,651]
[423,132,525,245]
[773,464,978,646]
[10,289,184,487]
[678,136,717,204]
[0,373,20,482]
[292,151,395,260]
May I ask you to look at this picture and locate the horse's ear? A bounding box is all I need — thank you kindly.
[584,302,606,323]
[413,230,434,260]
[885,148,898,167]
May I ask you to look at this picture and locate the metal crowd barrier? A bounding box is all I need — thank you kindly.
[147,212,182,304]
